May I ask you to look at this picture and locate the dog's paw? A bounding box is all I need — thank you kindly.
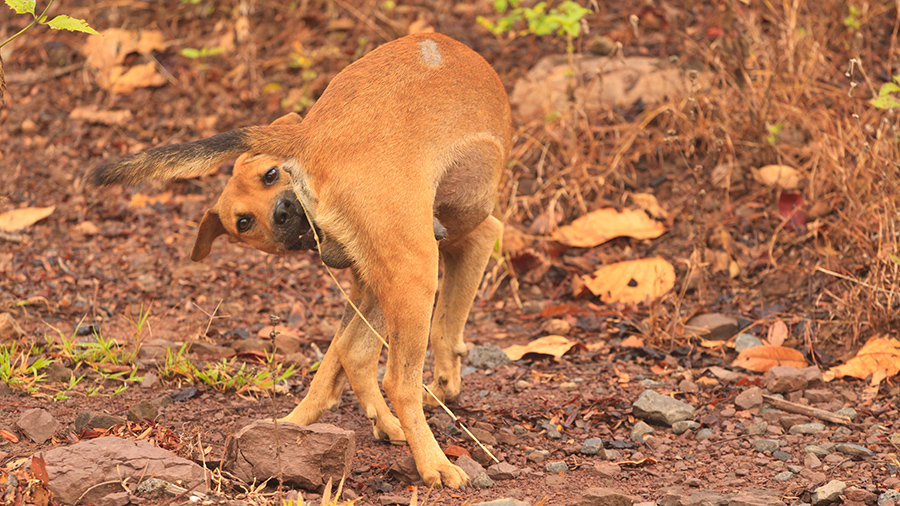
[423,380,460,407]
[420,461,469,489]
[373,414,406,445]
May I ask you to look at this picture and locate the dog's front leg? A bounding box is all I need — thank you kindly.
[377,252,469,489]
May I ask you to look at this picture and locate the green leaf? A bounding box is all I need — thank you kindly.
[5,0,35,15]
[46,15,99,34]
[179,48,202,59]
[869,94,900,110]
[890,254,900,265]
[494,0,508,13]
[878,82,900,96]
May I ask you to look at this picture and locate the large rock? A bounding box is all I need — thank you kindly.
[16,408,59,444]
[632,390,695,426]
[223,421,354,491]
[765,366,808,393]
[811,480,847,506]
[467,344,512,369]
[42,436,207,505]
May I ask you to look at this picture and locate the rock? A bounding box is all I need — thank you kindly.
[790,423,825,435]
[765,366,808,393]
[150,394,173,409]
[631,421,654,442]
[811,480,847,506]
[545,461,568,473]
[223,421,354,490]
[735,333,763,353]
[134,477,169,499]
[581,437,605,456]
[580,487,634,506]
[735,387,763,410]
[879,491,900,506]
[514,379,531,391]
[753,439,781,453]
[526,450,548,463]
[728,490,788,506]
[593,462,620,478]
[471,444,497,467]
[560,381,579,392]
[542,318,571,335]
[472,499,530,506]
[800,366,823,386]
[844,487,877,505]
[773,450,792,461]
[487,462,520,480]
[455,455,487,482]
[837,407,859,421]
[467,427,498,446]
[696,428,714,442]
[684,313,739,340]
[43,436,206,505]
[835,443,875,458]
[467,344,512,369]
[803,389,834,403]
[74,411,127,431]
[127,400,158,423]
[471,472,495,489]
[632,390,695,426]
[659,490,730,506]
[388,456,425,486]
[0,312,25,342]
[804,452,822,469]
[805,443,835,457]
[16,408,59,444]
[46,362,73,383]
[98,491,132,506]
[774,471,793,481]
[746,422,768,435]
[672,420,701,435]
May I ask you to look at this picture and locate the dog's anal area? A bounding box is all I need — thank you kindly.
[419,39,442,67]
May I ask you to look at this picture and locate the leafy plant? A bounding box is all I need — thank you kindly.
[0,343,53,393]
[1,0,97,50]
[869,75,900,110]
[766,123,784,146]
[160,344,295,393]
[843,5,862,31]
[477,0,591,38]
[179,46,225,59]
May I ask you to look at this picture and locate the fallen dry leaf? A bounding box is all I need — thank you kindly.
[629,193,668,220]
[619,335,645,348]
[827,336,900,386]
[80,29,168,93]
[110,62,167,94]
[70,105,133,125]
[752,164,802,190]
[554,208,666,248]
[0,206,55,232]
[582,257,676,304]
[731,345,807,372]
[766,321,789,347]
[504,335,583,361]
[1,428,19,443]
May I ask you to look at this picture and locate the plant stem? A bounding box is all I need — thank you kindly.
[0,0,57,50]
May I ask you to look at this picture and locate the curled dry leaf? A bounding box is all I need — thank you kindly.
[582,257,676,304]
[827,336,900,386]
[0,206,56,232]
[629,193,668,220]
[731,345,807,372]
[752,164,802,190]
[766,320,789,347]
[554,208,666,248]
[504,335,584,361]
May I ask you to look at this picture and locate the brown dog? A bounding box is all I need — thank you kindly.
[89,33,512,488]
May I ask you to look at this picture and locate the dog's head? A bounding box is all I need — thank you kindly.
[190,114,312,261]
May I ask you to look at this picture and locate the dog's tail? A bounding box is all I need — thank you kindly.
[88,125,302,186]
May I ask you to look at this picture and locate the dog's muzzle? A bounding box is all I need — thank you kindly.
[271,191,311,251]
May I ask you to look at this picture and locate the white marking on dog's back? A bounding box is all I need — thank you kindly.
[419,39,442,67]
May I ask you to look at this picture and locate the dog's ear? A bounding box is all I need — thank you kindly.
[270,113,302,126]
[191,210,228,261]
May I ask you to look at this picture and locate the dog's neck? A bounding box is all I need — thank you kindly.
[282,158,318,222]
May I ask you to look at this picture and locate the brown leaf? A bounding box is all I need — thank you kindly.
[629,192,668,219]
[31,454,49,484]
[1,428,19,443]
[504,335,584,361]
[0,206,55,232]
[554,208,666,248]
[110,62,167,94]
[765,321,789,347]
[582,257,676,304]
[827,336,900,386]
[752,164,802,190]
[731,345,807,372]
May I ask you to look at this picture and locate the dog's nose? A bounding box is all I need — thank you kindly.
[274,199,293,225]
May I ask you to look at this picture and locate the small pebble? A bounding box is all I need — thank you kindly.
[695,429,713,442]
[672,420,700,435]
[544,461,568,474]
[775,471,794,482]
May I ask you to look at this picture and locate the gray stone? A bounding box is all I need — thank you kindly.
[789,423,825,435]
[74,411,126,431]
[593,462,620,478]
[753,439,781,453]
[774,471,793,482]
[672,420,701,435]
[545,461,568,473]
[43,436,206,505]
[879,490,900,506]
[632,390,695,426]
[696,428,714,442]
[471,500,531,506]
[487,462,520,480]
[471,472,495,489]
[805,443,835,457]
[467,344,512,369]
[811,480,847,506]
[580,437,605,455]
[126,400,158,423]
[735,333,763,353]
[835,443,875,457]
[580,487,634,506]
[773,450,792,461]
[804,452,822,469]
[803,389,834,403]
[735,387,763,410]
[836,407,858,421]
[684,313,739,340]
[467,427,498,446]
[388,456,425,486]
[16,408,59,444]
[46,362,74,383]
[765,366,808,393]
[526,450,548,463]
[223,421,354,490]
[745,422,768,435]
[631,420,655,442]
[456,455,487,483]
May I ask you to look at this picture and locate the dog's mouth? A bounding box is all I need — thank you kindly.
[271,190,312,251]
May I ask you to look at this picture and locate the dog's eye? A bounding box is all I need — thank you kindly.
[264,167,279,186]
[236,216,253,233]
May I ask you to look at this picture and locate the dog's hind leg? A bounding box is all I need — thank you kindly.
[426,215,502,405]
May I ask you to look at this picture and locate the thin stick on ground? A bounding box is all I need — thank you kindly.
[762,394,852,425]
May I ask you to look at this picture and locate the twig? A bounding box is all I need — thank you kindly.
[816,266,898,296]
[762,394,851,425]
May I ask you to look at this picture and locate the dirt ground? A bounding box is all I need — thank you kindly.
[2,1,899,505]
